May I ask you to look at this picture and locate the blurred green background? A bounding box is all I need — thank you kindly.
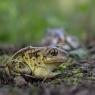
[0,0,95,44]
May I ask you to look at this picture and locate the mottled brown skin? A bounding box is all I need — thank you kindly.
[0,45,69,86]
[9,46,69,79]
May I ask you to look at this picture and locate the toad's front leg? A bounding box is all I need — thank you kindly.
[33,66,59,79]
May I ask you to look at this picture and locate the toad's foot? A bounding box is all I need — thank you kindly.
[14,76,27,86]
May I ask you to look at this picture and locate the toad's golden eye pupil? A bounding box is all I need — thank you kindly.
[50,49,58,56]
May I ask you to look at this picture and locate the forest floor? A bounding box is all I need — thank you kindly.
[0,43,95,95]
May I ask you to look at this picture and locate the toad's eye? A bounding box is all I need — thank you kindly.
[49,49,58,56]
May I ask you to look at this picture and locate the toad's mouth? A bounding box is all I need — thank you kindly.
[44,57,68,64]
